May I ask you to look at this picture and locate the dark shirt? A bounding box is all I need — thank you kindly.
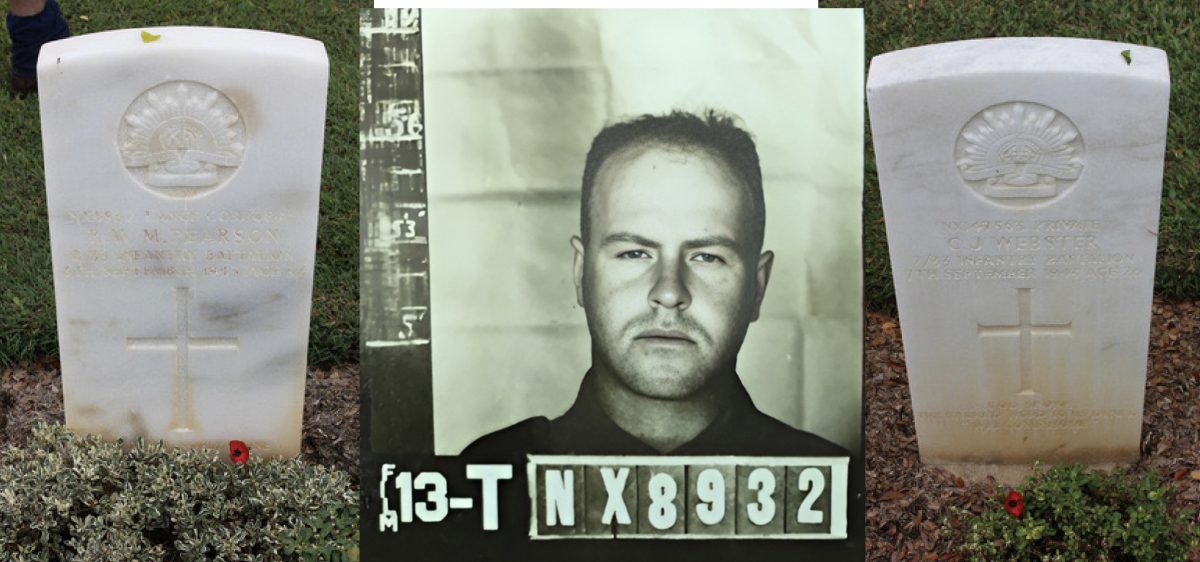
[464,370,849,458]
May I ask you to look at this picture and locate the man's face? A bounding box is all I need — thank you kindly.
[573,143,773,400]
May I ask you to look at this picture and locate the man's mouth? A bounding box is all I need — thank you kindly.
[635,329,696,345]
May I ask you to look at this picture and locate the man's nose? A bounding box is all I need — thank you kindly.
[649,258,691,310]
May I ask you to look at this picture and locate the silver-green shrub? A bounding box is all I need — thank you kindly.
[952,463,1197,561]
[0,423,357,562]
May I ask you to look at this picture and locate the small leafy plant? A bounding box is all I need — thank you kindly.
[0,422,358,562]
[954,462,1197,561]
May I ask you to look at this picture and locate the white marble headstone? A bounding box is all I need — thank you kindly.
[868,38,1169,468]
[38,27,328,457]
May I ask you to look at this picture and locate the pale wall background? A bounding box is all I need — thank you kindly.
[424,9,863,455]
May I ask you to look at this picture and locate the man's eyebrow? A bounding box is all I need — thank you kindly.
[682,236,740,251]
[598,233,742,251]
[599,232,660,248]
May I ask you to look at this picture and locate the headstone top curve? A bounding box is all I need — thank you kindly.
[867,37,1167,92]
[37,26,327,73]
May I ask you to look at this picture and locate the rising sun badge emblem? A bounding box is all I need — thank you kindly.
[118,81,245,197]
[955,101,1084,206]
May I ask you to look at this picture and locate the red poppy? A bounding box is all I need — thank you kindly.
[1004,490,1024,518]
[229,440,249,464]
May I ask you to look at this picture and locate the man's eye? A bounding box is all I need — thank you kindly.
[618,250,651,259]
[692,253,725,264]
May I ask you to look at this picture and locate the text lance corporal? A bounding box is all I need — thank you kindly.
[63,209,297,224]
[940,219,1105,233]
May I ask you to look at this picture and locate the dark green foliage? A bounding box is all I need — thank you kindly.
[0,1,368,366]
[0,422,358,561]
[953,463,1197,561]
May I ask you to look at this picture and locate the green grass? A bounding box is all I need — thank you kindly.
[0,1,367,366]
[830,0,1200,310]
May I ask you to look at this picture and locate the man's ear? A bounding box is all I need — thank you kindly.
[750,250,774,322]
[571,236,586,307]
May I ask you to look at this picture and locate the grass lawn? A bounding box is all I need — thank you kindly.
[0,0,368,366]
[836,0,1200,310]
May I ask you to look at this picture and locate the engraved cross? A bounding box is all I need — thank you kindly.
[126,287,239,432]
[976,288,1072,396]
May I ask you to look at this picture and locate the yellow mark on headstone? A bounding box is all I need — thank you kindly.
[141,30,161,43]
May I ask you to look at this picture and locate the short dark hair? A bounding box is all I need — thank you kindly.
[579,109,765,253]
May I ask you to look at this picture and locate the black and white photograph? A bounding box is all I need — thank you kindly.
[361,8,864,560]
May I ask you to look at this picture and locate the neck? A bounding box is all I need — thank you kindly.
[592,365,732,453]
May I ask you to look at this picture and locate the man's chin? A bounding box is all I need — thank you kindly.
[613,364,714,401]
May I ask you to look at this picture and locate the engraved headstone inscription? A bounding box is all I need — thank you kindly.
[38,27,329,457]
[867,38,1169,470]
